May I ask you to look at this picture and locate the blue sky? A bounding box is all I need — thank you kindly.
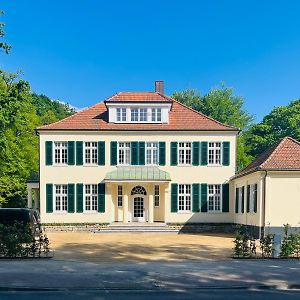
[1,1,300,121]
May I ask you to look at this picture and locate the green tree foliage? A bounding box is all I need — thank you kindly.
[0,10,11,54]
[0,71,75,207]
[247,100,300,158]
[172,84,254,169]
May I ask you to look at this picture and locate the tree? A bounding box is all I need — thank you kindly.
[247,99,300,158]
[172,84,254,169]
[0,10,11,54]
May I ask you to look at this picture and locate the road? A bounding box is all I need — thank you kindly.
[0,259,299,299]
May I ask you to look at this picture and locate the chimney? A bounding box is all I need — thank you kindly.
[155,80,164,94]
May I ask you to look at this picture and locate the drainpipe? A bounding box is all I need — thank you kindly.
[261,170,268,237]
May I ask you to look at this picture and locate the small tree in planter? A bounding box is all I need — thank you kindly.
[280,224,295,258]
[260,227,274,258]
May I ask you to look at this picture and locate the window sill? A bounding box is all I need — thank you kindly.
[52,211,68,215]
[52,165,69,167]
[82,211,99,215]
[83,164,99,167]
[177,211,192,214]
[207,211,223,214]
[207,164,223,167]
[177,164,192,167]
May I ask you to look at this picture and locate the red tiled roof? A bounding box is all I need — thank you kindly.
[105,92,173,102]
[233,137,300,178]
[37,92,238,131]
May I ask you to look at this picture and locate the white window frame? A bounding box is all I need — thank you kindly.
[130,108,139,122]
[238,187,243,214]
[249,184,257,213]
[178,142,192,165]
[145,142,159,166]
[84,184,98,212]
[84,142,98,165]
[54,184,68,212]
[116,108,127,122]
[208,142,222,166]
[54,142,68,165]
[208,184,222,212]
[151,108,162,122]
[118,185,123,207]
[154,185,160,207]
[117,142,131,165]
[178,184,191,212]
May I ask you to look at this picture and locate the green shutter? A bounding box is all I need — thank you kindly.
[201,183,208,212]
[45,141,53,166]
[222,141,230,166]
[171,183,178,212]
[131,142,139,165]
[170,142,178,166]
[76,184,83,213]
[76,141,83,165]
[110,141,117,166]
[68,141,75,165]
[192,142,200,166]
[241,186,245,213]
[235,188,239,213]
[67,184,75,213]
[201,142,208,166]
[98,141,105,166]
[247,185,250,213]
[222,183,229,212]
[192,184,200,212]
[98,183,105,213]
[159,142,166,166]
[46,184,53,213]
[138,142,145,165]
[254,184,258,213]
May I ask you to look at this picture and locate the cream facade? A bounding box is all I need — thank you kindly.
[38,130,237,224]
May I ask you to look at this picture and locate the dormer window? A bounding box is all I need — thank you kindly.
[130,108,148,122]
[117,108,126,122]
[151,108,162,122]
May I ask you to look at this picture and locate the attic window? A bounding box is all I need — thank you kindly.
[117,108,126,122]
[130,108,148,122]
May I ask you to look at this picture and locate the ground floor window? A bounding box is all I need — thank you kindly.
[208,184,221,212]
[54,184,68,212]
[248,183,258,213]
[154,185,160,207]
[85,184,98,211]
[118,185,123,207]
[236,186,244,213]
[178,184,191,212]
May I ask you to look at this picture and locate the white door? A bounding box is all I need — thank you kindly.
[132,197,145,222]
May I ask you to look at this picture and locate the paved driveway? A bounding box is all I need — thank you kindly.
[46,232,233,262]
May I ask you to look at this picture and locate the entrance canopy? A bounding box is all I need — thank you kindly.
[104,167,171,182]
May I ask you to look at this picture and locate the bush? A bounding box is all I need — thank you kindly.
[280,224,300,258]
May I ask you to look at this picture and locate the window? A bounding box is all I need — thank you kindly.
[118,142,130,165]
[208,184,221,212]
[178,184,191,212]
[146,142,159,165]
[178,142,192,165]
[131,108,139,121]
[131,185,147,195]
[84,142,97,165]
[151,108,162,122]
[249,184,257,213]
[116,108,127,122]
[154,185,160,207]
[85,184,98,211]
[117,185,123,207]
[236,186,244,214]
[208,142,221,165]
[140,108,148,121]
[54,142,68,165]
[54,184,67,212]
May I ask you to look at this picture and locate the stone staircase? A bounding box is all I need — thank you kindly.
[94,222,179,233]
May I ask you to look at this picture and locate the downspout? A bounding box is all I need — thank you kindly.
[261,170,268,237]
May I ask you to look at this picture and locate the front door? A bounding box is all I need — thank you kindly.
[132,197,145,222]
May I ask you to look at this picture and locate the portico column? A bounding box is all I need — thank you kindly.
[27,188,32,209]
[123,193,129,223]
[148,192,154,223]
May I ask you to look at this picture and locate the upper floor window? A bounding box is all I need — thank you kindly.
[54,184,68,212]
[118,142,130,165]
[146,142,159,165]
[208,184,221,212]
[178,184,191,212]
[84,142,97,165]
[54,142,67,165]
[85,184,98,211]
[131,108,147,122]
[152,108,162,122]
[178,142,192,165]
[117,108,127,122]
[208,142,221,165]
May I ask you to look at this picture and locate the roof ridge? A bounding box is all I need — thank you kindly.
[169,96,239,131]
